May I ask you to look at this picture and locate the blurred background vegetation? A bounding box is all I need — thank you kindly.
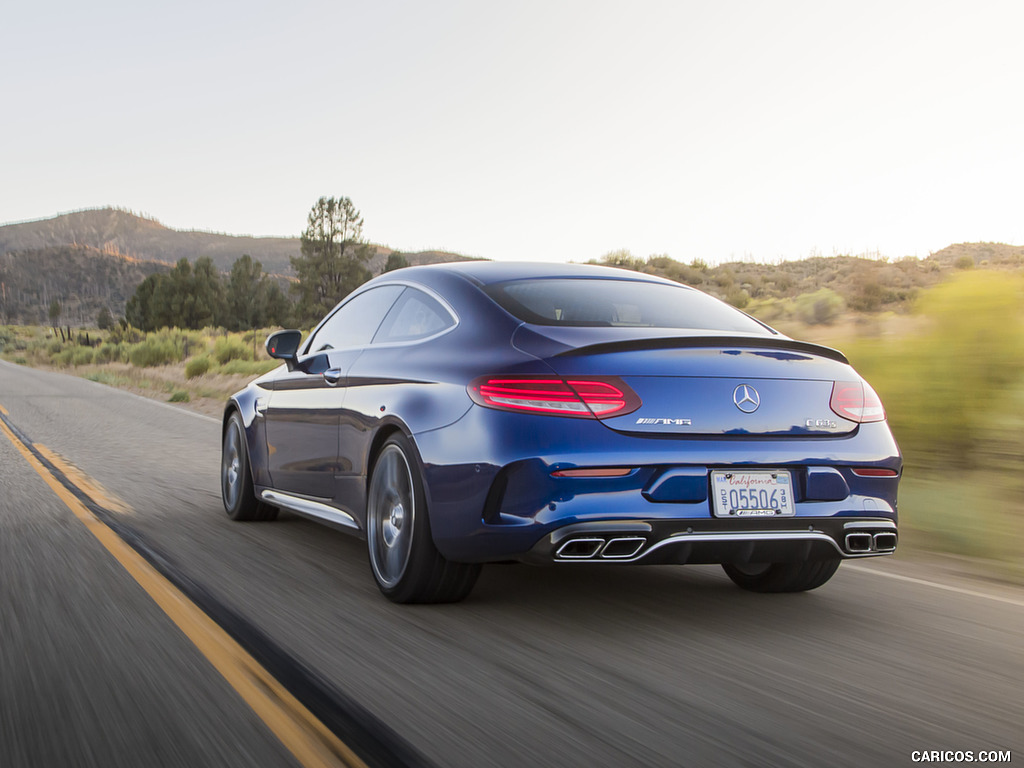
[839,271,1024,575]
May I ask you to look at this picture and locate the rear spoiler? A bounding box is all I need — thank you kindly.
[554,336,849,364]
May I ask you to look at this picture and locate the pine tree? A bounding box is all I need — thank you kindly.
[226,254,292,331]
[290,197,374,326]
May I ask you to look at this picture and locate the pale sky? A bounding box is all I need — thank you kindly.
[2,0,1022,264]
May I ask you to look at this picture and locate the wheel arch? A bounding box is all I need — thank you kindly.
[364,420,440,536]
[223,390,271,488]
[366,419,414,489]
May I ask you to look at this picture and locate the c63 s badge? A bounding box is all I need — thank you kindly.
[805,418,839,429]
[636,418,692,425]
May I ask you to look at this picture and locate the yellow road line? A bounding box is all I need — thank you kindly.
[35,444,133,515]
[0,409,367,768]
[0,403,8,415]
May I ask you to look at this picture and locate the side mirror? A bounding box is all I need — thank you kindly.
[266,330,303,371]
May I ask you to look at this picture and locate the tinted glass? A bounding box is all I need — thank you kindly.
[373,288,455,343]
[307,285,405,351]
[483,278,769,333]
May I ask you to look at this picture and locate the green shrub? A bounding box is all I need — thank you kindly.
[107,323,144,345]
[168,390,190,403]
[794,288,844,325]
[94,342,127,364]
[725,287,750,309]
[71,347,95,366]
[46,339,64,356]
[53,348,76,367]
[185,356,213,379]
[129,336,183,367]
[746,297,786,323]
[13,356,27,365]
[213,336,253,364]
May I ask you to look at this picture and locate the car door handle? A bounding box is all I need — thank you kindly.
[323,368,344,386]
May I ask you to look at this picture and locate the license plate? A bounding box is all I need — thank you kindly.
[711,470,795,517]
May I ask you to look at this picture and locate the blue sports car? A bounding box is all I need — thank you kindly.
[221,262,900,603]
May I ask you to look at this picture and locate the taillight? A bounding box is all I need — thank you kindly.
[830,381,885,423]
[468,376,641,418]
[851,468,898,477]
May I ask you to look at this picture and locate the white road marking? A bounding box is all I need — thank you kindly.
[845,563,1024,608]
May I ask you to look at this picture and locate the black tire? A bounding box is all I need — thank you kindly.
[366,433,480,603]
[221,411,278,522]
[722,559,841,593]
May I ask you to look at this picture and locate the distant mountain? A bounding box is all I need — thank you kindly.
[0,208,479,324]
[3,208,1019,328]
[925,242,1024,268]
[593,241,1024,318]
[0,209,298,275]
[0,208,477,276]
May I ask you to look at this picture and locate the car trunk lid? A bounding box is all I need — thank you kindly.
[514,327,859,437]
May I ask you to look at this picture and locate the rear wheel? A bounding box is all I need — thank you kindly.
[221,411,277,522]
[367,434,480,603]
[722,559,840,593]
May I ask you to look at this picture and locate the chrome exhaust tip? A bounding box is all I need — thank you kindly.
[845,532,873,553]
[600,537,646,559]
[873,532,898,552]
[556,538,605,559]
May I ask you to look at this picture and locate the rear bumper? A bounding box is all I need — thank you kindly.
[416,406,901,564]
[522,517,897,565]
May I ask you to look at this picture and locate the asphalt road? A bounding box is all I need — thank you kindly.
[1,359,1020,768]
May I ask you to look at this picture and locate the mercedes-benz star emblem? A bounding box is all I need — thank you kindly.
[733,384,760,413]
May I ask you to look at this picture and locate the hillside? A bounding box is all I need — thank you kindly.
[0,245,170,325]
[3,208,1021,330]
[594,242,1024,323]
[0,208,475,276]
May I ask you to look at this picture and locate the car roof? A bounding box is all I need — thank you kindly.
[395,260,685,287]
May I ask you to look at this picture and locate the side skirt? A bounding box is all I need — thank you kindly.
[260,489,362,533]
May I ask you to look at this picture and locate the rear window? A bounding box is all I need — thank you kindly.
[483,278,770,333]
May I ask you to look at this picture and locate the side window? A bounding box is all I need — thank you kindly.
[373,288,455,343]
[306,286,405,352]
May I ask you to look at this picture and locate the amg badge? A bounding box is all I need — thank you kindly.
[635,417,692,426]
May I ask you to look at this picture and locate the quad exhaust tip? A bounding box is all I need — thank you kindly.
[556,536,647,560]
[845,531,898,554]
[556,538,605,559]
[873,532,898,552]
[845,532,874,553]
[600,537,646,559]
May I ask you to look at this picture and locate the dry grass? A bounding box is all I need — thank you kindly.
[79,361,269,418]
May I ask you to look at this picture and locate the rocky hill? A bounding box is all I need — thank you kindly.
[0,208,479,324]
[2,208,1021,329]
[0,208,474,276]
[0,245,169,325]
[595,242,1024,321]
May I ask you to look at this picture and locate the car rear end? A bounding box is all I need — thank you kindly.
[419,269,901,578]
